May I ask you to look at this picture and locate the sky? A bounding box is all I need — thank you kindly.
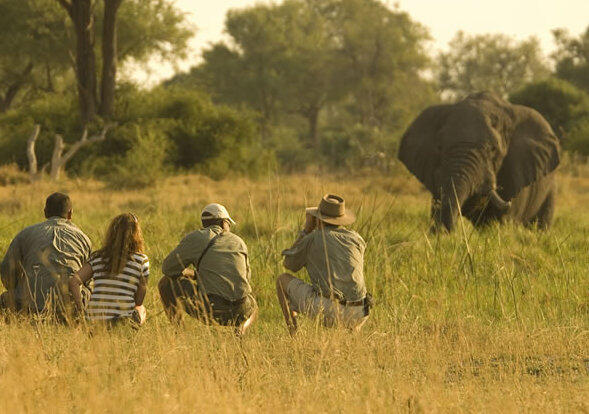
[131,0,589,85]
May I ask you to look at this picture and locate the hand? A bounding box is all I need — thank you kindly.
[304,212,317,233]
[133,305,147,325]
[182,268,195,278]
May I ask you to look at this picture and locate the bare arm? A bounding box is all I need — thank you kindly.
[134,277,147,306]
[135,256,149,306]
[68,263,93,312]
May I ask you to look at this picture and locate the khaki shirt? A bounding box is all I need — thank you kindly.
[0,217,92,311]
[282,226,367,302]
[162,225,252,301]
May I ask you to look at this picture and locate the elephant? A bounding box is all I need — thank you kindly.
[398,92,560,232]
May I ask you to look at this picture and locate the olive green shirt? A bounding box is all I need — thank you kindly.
[282,226,367,302]
[162,225,252,301]
[0,217,92,311]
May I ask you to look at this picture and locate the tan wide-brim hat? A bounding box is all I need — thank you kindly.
[306,194,356,226]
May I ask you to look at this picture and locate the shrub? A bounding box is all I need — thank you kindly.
[0,163,30,186]
[266,126,313,173]
[0,86,272,180]
[320,125,396,170]
[566,118,589,155]
[0,93,82,168]
[105,127,170,189]
[509,78,589,136]
[152,88,271,178]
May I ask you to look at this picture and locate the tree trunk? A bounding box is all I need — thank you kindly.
[69,0,98,125]
[99,0,123,118]
[306,107,320,148]
[50,135,67,180]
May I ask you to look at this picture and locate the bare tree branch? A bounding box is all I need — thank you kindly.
[49,123,116,180]
[26,125,41,179]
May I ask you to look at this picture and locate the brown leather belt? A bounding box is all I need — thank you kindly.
[320,292,365,307]
[340,298,365,307]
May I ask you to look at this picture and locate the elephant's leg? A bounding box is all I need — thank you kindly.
[429,198,442,233]
[533,190,555,230]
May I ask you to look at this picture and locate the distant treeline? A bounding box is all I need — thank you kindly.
[0,0,588,185]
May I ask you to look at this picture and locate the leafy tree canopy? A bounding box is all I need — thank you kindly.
[0,0,191,113]
[437,32,550,99]
[552,26,589,93]
[170,0,434,146]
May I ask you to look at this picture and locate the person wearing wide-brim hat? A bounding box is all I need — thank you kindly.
[158,203,257,336]
[277,194,372,336]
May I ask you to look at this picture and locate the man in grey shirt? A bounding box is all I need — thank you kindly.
[158,203,257,335]
[1,193,91,319]
[277,194,371,336]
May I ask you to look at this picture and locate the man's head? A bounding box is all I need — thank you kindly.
[201,203,235,230]
[306,194,355,227]
[44,192,72,219]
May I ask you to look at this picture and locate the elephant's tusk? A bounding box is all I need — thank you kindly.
[489,190,511,211]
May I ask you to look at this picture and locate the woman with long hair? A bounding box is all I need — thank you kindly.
[69,213,149,325]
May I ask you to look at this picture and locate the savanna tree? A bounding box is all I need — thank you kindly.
[53,0,190,123]
[552,26,589,93]
[437,32,550,99]
[173,0,433,146]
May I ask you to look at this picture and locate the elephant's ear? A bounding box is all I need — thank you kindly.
[498,109,560,199]
[398,104,452,194]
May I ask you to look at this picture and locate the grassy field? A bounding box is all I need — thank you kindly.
[0,162,587,413]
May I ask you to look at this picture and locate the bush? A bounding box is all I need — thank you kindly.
[320,125,396,170]
[0,163,30,186]
[566,117,589,155]
[509,78,589,136]
[265,126,313,173]
[510,78,589,155]
[104,127,170,189]
[0,86,272,180]
[0,93,82,169]
[151,88,272,178]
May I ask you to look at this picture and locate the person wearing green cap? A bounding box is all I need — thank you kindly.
[158,203,257,335]
[276,194,372,336]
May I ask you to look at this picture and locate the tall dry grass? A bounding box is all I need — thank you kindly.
[0,162,587,412]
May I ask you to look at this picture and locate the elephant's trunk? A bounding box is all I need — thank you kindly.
[434,146,508,232]
[439,178,470,232]
[435,146,483,232]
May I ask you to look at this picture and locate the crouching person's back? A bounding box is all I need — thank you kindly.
[158,203,257,335]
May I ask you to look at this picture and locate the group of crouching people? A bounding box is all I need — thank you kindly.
[0,192,371,335]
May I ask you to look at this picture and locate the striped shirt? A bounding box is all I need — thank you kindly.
[87,253,149,321]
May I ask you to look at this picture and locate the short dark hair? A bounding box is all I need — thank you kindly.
[202,218,226,228]
[44,192,72,218]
